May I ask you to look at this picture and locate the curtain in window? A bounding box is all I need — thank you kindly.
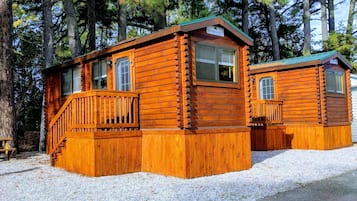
[325,70,345,94]
[72,67,81,93]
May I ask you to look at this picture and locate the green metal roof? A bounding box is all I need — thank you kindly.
[250,50,352,69]
[179,15,253,43]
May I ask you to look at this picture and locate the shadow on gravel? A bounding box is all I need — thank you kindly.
[15,152,41,159]
[251,150,286,165]
[0,167,40,177]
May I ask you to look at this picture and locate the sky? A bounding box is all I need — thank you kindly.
[311,0,351,50]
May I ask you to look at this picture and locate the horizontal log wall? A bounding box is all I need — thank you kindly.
[189,29,249,128]
[54,131,142,177]
[324,64,351,125]
[278,67,320,124]
[135,36,179,128]
[142,128,251,178]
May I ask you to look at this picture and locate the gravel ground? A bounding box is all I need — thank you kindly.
[1,145,357,201]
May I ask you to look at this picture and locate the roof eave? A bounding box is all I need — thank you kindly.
[250,60,322,74]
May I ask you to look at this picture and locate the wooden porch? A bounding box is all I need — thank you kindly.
[251,100,283,126]
[47,90,141,176]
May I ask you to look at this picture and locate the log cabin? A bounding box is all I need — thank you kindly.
[43,16,253,178]
[250,51,353,150]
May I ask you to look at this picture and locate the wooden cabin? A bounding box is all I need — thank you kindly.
[249,51,353,150]
[43,16,253,178]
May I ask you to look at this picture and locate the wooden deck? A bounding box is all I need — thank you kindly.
[251,100,283,126]
[47,90,139,170]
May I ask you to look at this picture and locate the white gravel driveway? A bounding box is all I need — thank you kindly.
[1,145,357,201]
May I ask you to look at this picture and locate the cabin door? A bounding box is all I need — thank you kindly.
[112,50,134,91]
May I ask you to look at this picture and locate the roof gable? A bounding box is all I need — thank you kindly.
[179,16,253,45]
[250,51,353,74]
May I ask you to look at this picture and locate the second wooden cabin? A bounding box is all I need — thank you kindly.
[250,51,353,150]
[44,16,253,178]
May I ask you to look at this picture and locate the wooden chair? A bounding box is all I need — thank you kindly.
[0,137,16,160]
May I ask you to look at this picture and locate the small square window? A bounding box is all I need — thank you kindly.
[61,66,81,96]
[92,59,107,89]
[325,70,345,94]
[195,44,237,83]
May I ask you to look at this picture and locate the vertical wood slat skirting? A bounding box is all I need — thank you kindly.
[251,124,352,150]
[142,128,251,178]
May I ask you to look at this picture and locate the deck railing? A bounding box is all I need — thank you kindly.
[47,90,139,154]
[251,100,283,126]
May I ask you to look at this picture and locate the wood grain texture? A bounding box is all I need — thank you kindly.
[188,29,249,128]
[54,131,141,177]
[142,128,251,178]
[135,36,179,129]
[251,126,287,150]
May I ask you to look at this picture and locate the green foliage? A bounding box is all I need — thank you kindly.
[12,1,43,134]
[325,32,357,72]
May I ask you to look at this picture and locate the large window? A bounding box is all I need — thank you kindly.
[116,57,131,91]
[61,66,81,96]
[259,77,274,100]
[195,44,237,83]
[92,59,107,89]
[325,70,345,94]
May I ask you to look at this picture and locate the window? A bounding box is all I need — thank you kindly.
[116,57,131,91]
[259,77,274,100]
[196,44,236,83]
[325,70,345,94]
[61,66,81,96]
[92,59,107,89]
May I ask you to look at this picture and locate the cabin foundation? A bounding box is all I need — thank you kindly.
[142,128,251,178]
[251,124,352,151]
[54,131,142,177]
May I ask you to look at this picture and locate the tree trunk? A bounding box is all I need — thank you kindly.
[321,0,328,48]
[242,0,249,34]
[303,0,311,55]
[347,0,356,35]
[64,0,81,57]
[88,0,95,51]
[118,0,127,41]
[153,7,167,31]
[328,0,335,33]
[39,0,54,152]
[268,3,280,60]
[0,0,15,143]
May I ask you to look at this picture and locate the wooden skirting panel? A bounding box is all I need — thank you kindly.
[142,128,251,178]
[55,131,142,176]
[323,125,352,150]
[251,124,352,150]
[251,126,287,151]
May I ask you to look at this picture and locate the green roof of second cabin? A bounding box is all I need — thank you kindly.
[250,51,353,74]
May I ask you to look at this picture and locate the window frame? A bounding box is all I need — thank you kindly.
[195,43,238,85]
[325,69,345,94]
[61,66,81,96]
[115,57,131,91]
[92,59,108,90]
[259,76,274,100]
